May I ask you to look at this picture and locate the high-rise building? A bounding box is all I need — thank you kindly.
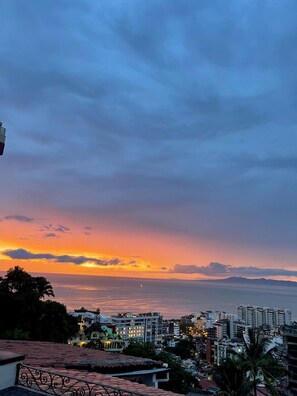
[226,314,238,339]
[256,307,265,327]
[111,312,163,345]
[214,339,244,366]
[213,319,228,341]
[237,305,292,328]
[162,320,180,338]
[282,325,297,395]
[235,322,251,339]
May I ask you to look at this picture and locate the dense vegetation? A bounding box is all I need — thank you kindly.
[212,328,284,395]
[0,266,78,342]
[165,338,196,359]
[123,340,199,394]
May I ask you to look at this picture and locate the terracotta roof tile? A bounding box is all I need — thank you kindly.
[0,340,162,370]
[0,340,180,396]
[39,366,180,396]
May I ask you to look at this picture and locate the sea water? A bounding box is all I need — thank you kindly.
[43,273,297,320]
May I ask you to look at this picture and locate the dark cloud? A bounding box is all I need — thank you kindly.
[44,233,58,238]
[84,226,92,236]
[39,224,71,234]
[171,262,297,278]
[130,262,139,268]
[3,215,34,223]
[54,225,70,233]
[2,248,125,267]
[1,0,297,263]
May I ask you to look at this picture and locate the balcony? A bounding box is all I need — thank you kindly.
[0,341,174,396]
[15,364,149,396]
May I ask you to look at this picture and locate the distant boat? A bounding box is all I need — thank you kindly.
[0,122,6,155]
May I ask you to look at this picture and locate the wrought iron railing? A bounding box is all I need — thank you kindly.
[17,364,145,396]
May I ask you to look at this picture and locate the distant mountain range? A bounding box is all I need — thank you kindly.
[201,276,297,287]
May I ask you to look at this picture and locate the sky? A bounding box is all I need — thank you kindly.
[1,0,297,280]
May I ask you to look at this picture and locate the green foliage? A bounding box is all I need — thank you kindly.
[33,300,78,342]
[123,341,199,394]
[212,328,284,396]
[0,266,54,298]
[240,328,284,395]
[166,338,196,359]
[0,266,78,342]
[83,340,104,350]
[123,340,157,359]
[158,351,200,394]
[212,357,252,396]
[0,328,30,340]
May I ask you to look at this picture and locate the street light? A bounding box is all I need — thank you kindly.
[0,122,6,155]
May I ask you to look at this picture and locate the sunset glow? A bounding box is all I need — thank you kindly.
[1,1,297,282]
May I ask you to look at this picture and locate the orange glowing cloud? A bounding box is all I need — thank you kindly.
[1,207,296,281]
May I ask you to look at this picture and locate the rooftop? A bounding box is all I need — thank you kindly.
[0,340,162,372]
[0,340,179,396]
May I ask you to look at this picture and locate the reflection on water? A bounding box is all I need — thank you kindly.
[55,284,106,292]
[42,273,297,320]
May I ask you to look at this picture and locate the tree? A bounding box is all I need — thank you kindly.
[123,340,157,360]
[212,328,284,396]
[0,266,77,342]
[0,266,54,299]
[33,300,78,342]
[240,328,284,396]
[0,265,34,294]
[34,276,55,298]
[123,341,199,394]
[212,357,251,396]
[83,340,104,350]
[166,338,196,359]
[158,351,200,394]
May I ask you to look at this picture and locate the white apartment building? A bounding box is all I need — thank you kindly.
[163,320,180,338]
[214,339,244,366]
[226,314,240,339]
[213,320,228,341]
[237,305,292,328]
[195,311,230,331]
[111,312,163,345]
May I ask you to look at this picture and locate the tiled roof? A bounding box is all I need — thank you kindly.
[0,340,181,396]
[39,366,179,396]
[0,340,162,371]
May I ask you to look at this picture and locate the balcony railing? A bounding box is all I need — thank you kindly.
[17,364,146,396]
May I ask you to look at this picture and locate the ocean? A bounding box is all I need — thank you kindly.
[42,273,297,320]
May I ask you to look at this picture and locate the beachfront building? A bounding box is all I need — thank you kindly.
[237,305,292,328]
[111,312,163,345]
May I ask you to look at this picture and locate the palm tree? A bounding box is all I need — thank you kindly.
[0,266,33,294]
[0,266,54,299]
[241,328,284,396]
[34,276,55,298]
[212,356,252,396]
[213,328,284,395]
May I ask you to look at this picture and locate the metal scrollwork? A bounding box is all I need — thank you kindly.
[17,364,144,396]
